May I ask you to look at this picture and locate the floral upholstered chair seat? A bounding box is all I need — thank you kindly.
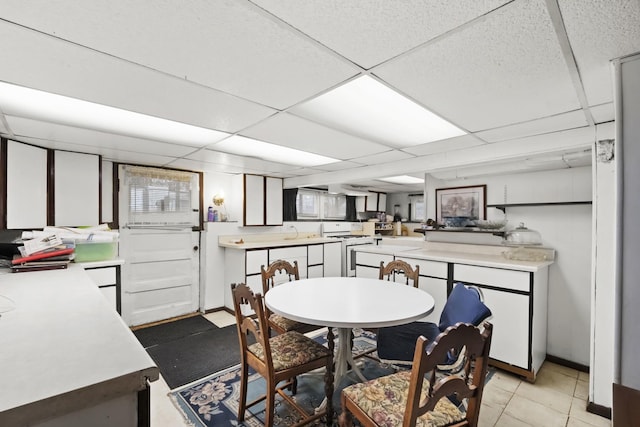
[248,330,332,371]
[269,313,306,333]
[341,370,465,427]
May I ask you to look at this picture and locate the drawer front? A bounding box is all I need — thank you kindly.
[85,267,116,287]
[269,246,307,263]
[308,244,324,265]
[454,264,530,292]
[396,257,448,279]
[356,252,394,268]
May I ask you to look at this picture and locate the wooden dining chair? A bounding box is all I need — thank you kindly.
[339,322,493,427]
[231,283,334,427]
[261,259,321,335]
[379,259,420,288]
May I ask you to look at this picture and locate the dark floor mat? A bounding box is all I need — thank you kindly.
[145,324,246,389]
[133,315,216,348]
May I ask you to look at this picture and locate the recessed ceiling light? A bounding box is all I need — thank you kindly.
[378,175,424,184]
[0,81,229,146]
[291,75,466,147]
[212,135,340,167]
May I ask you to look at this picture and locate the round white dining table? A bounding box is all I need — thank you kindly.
[264,276,435,384]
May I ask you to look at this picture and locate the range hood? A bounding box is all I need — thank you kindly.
[327,184,370,196]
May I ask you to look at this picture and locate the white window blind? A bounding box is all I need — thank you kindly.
[296,190,319,218]
[323,194,347,219]
[124,165,198,227]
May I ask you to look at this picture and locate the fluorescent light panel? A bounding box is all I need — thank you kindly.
[378,175,424,184]
[0,81,229,146]
[292,75,466,147]
[212,135,340,167]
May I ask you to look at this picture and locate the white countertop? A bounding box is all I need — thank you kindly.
[219,236,336,249]
[77,258,125,268]
[0,264,158,425]
[353,243,553,272]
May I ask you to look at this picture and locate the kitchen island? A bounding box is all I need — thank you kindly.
[353,242,554,381]
[0,264,158,426]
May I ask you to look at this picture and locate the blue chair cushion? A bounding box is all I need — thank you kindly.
[377,321,442,363]
[438,283,492,332]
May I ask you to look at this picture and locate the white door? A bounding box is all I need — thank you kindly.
[117,165,201,326]
[119,228,200,326]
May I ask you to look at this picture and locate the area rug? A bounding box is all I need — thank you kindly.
[169,328,388,426]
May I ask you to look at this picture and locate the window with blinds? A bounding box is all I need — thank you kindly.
[123,165,199,227]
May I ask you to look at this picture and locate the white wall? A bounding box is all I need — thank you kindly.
[426,166,593,366]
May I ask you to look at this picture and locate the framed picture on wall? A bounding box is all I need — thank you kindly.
[435,185,486,222]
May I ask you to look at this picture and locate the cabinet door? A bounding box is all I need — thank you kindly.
[269,246,307,278]
[378,193,387,212]
[246,249,268,275]
[308,244,323,265]
[244,174,265,226]
[265,177,283,225]
[355,265,380,278]
[481,288,530,368]
[355,196,366,213]
[417,277,448,323]
[55,151,100,226]
[308,264,324,278]
[6,141,48,229]
[323,242,342,277]
[365,193,378,211]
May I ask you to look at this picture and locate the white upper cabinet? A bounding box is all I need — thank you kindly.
[6,140,48,229]
[54,151,100,226]
[265,176,283,225]
[244,174,265,226]
[243,174,283,226]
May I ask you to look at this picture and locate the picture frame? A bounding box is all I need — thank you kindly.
[435,184,486,222]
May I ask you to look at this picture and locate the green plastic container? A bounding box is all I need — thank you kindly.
[74,241,118,262]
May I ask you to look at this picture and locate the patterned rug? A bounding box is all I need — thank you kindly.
[169,328,390,426]
[169,328,494,426]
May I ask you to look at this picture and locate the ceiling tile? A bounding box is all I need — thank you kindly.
[251,0,510,69]
[6,116,198,157]
[0,1,358,109]
[186,148,303,175]
[239,113,391,159]
[0,21,276,133]
[559,0,640,106]
[313,160,366,171]
[403,134,486,156]
[374,0,581,132]
[475,110,588,143]
[349,150,416,166]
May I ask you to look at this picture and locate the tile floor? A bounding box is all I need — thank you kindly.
[149,311,612,427]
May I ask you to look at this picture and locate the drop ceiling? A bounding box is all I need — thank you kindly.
[0,0,638,193]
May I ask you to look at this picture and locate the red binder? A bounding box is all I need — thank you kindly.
[11,247,74,265]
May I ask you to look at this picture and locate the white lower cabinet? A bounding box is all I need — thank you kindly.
[83,264,122,314]
[224,242,344,312]
[453,263,548,381]
[354,251,393,278]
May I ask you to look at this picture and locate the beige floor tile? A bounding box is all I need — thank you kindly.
[574,379,589,400]
[489,369,522,394]
[478,402,503,427]
[516,379,573,414]
[578,371,590,382]
[504,395,568,427]
[150,374,188,426]
[540,361,580,379]
[567,418,604,427]
[203,310,236,328]
[529,365,579,397]
[495,412,534,427]
[483,381,515,408]
[569,397,612,427]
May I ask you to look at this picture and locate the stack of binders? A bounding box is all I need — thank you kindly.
[11,235,75,273]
